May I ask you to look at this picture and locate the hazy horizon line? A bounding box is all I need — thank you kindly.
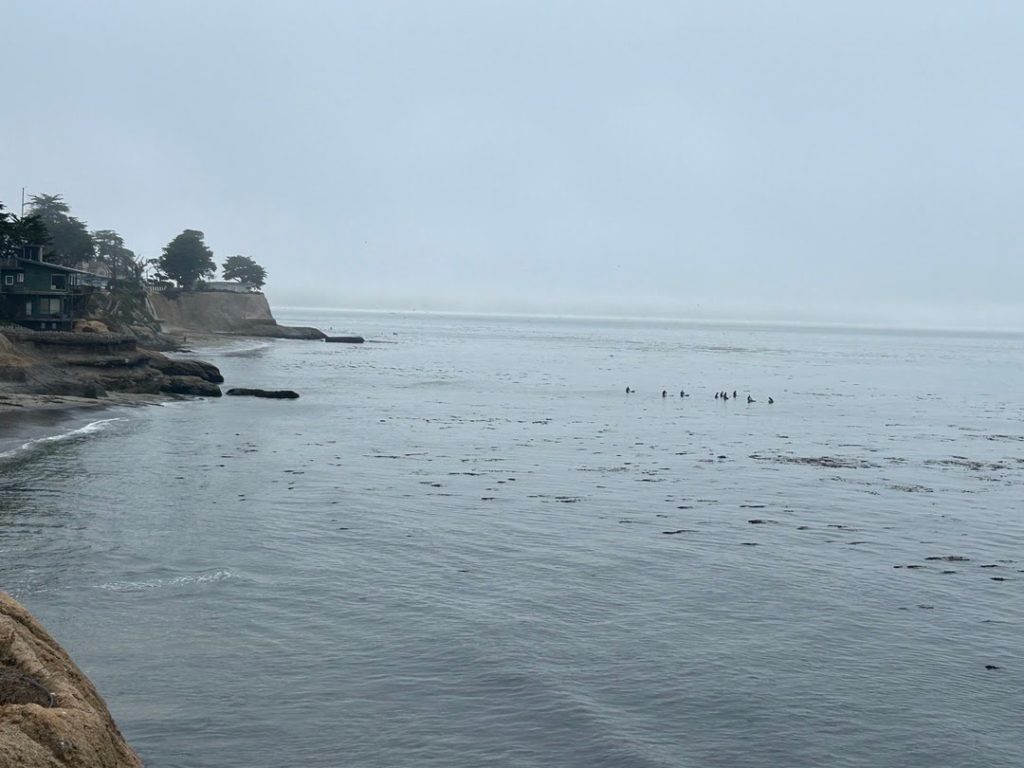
[272,303,1024,337]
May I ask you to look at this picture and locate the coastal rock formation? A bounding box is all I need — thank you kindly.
[0,328,223,401]
[226,388,300,399]
[0,593,142,768]
[235,321,326,340]
[161,375,223,397]
[148,289,274,332]
[324,335,365,344]
[143,353,224,383]
[71,319,109,334]
[148,290,328,339]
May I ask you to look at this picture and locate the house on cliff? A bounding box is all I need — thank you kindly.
[0,245,107,331]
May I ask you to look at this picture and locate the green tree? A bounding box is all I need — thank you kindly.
[26,193,94,266]
[92,229,138,285]
[0,203,51,258]
[15,214,51,249]
[221,255,267,289]
[25,193,70,220]
[159,229,216,289]
[0,203,17,258]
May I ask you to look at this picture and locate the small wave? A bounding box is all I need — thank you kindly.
[218,341,274,357]
[0,418,126,461]
[96,569,234,593]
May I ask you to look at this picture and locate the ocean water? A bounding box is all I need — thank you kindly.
[0,310,1021,768]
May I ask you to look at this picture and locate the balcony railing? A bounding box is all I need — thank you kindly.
[0,284,73,294]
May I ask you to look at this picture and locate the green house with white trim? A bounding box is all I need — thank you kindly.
[0,245,94,330]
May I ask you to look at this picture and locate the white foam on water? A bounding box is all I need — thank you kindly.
[0,417,127,461]
[200,339,274,357]
[96,569,235,593]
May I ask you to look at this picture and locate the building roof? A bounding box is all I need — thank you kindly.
[13,257,105,278]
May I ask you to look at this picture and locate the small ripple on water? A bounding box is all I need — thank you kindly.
[95,569,235,593]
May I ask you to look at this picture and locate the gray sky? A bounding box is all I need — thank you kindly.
[3,1,1022,329]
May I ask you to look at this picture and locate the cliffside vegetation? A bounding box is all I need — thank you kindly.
[2,192,269,292]
[222,255,267,288]
[157,229,216,289]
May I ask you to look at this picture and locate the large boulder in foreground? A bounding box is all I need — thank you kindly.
[0,593,142,768]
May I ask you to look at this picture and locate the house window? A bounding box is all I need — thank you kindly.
[39,298,62,315]
[3,275,12,286]
[51,275,67,290]
[16,273,24,283]
[25,301,33,316]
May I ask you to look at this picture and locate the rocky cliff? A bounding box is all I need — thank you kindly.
[0,593,142,768]
[148,290,274,332]
[0,327,223,400]
[148,290,324,339]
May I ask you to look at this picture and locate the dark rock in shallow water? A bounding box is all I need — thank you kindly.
[236,321,326,340]
[226,388,300,399]
[161,376,222,397]
[324,335,365,344]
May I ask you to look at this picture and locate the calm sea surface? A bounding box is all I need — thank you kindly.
[1,310,1021,767]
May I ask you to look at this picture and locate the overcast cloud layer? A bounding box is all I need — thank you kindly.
[2,1,1022,329]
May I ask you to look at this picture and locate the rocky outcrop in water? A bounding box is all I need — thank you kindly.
[0,328,223,400]
[0,593,142,768]
[233,321,326,340]
[325,335,364,344]
[226,388,300,399]
[143,353,224,383]
[161,376,223,397]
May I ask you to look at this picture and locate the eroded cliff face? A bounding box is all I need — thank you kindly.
[147,291,325,339]
[0,328,224,400]
[148,290,274,333]
[0,593,143,768]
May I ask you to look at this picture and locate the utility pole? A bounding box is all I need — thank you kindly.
[21,187,25,216]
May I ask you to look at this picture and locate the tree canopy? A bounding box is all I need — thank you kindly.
[222,255,267,289]
[27,193,94,266]
[159,229,216,289]
[0,202,51,258]
[92,229,139,284]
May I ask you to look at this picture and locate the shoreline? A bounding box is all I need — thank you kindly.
[0,331,288,447]
[0,392,175,456]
